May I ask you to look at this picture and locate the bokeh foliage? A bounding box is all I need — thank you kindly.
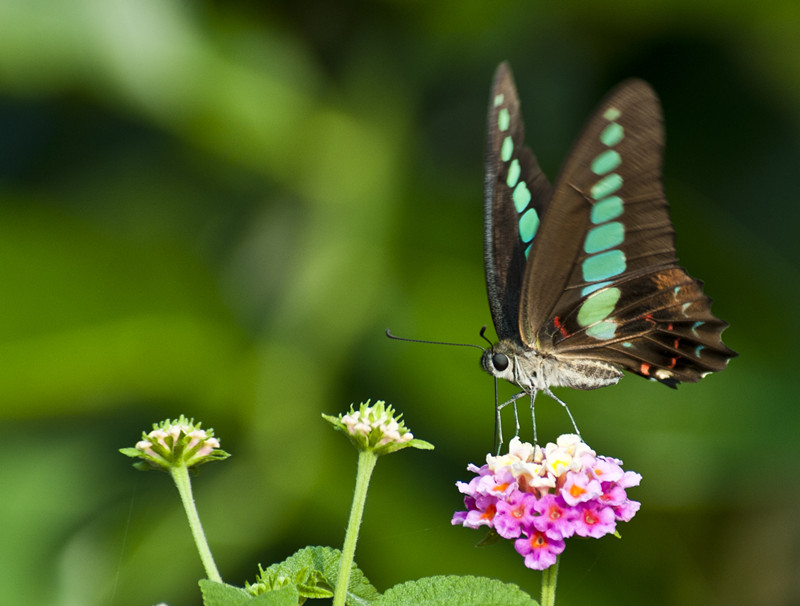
[0,1,798,605]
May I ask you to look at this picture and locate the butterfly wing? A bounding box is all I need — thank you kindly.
[516,78,735,385]
[484,62,554,342]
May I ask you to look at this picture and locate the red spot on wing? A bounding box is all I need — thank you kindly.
[554,316,570,338]
[640,363,651,375]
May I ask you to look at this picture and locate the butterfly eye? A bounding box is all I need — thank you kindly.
[492,353,509,371]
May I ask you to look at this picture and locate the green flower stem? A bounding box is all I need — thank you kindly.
[333,449,378,606]
[540,556,560,606]
[169,464,223,583]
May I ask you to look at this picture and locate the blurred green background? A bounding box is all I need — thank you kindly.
[0,1,797,605]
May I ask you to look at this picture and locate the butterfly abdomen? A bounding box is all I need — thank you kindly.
[541,355,623,390]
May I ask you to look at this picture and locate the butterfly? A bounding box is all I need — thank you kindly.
[481,62,736,433]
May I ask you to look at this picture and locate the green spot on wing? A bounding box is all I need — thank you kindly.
[498,108,510,132]
[591,173,623,200]
[581,280,612,296]
[519,208,539,243]
[600,122,624,146]
[501,136,513,162]
[506,159,521,188]
[494,93,505,107]
[577,287,621,327]
[584,222,624,254]
[603,107,621,121]
[582,249,626,282]
[591,196,623,223]
[513,181,531,212]
[591,149,622,175]
[587,320,618,340]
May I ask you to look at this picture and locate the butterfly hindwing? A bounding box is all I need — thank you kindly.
[551,269,734,385]
[484,62,553,342]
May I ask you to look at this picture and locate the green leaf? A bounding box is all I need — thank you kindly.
[247,546,380,605]
[200,580,299,605]
[376,576,539,606]
[199,580,255,605]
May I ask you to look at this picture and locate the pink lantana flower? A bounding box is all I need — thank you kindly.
[494,491,537,539]
[452,435,641,570]
[532,493,579,540]
[574,503,617,538]
[561,469,603,506]
[515,529,565,570]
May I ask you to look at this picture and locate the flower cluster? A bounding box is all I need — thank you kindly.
[120,415,229,471]
[451,434,641,570]
[323,400,432,455]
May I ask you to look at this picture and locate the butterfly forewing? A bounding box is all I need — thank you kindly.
[485,64,735,389]
[484,62,554,341]
[518,80,673,340]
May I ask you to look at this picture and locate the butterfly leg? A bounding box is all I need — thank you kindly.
[493,404,506,455]
[544,388,582,438]
[493,378,502,454]
[496,390,528,452]
[492,378,520,453]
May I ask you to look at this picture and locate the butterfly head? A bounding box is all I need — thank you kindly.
[480,340,533,387]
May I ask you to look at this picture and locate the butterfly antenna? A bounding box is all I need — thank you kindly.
[478,326,493,348]
[385,329,486,351]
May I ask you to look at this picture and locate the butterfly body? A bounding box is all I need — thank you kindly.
[481,342,622,393]
[482,63,735,405]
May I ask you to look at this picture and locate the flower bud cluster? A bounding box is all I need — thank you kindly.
[323,400,431,455]
[122,415,229,471]
[341,401,413,446]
